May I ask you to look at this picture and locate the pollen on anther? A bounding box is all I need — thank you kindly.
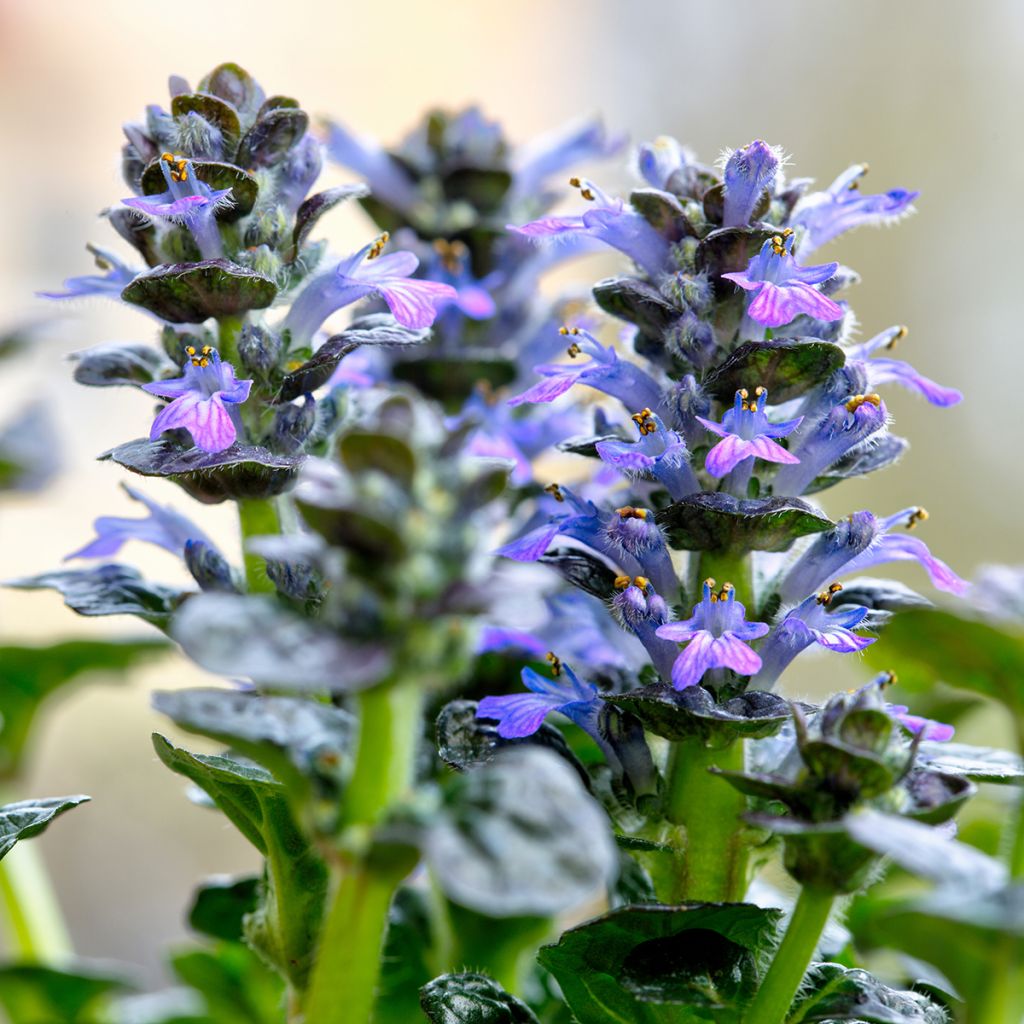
[614,575,631,590]
[544,483,565,502]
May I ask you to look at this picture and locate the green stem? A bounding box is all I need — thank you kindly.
[695,548,754,608]
[303,678,422,1024]
[0,841,72,962]
[217,315,245,367]
[660,736,749,902]
[744,886,834,1024]
[1006,716,1024,878]
[237,498,279,594]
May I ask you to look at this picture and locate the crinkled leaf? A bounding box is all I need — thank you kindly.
[538,546,620,599]
[913,741,1024,783]
[170,94,241,151]
[71,342,174,387]
[188,875,260,943]
[419,972,539,1024]
[830,577,933,614]
[7,565,185,626]
[607,685,795,743]
[592,276,681,336]
[702,340,845,404]
[197,64,264,124]
[427,747,617,917]
[538,902,782,1024]
[0,795,89,860]
[121,260,276,323]
[289,183,370,259]
[789,962,948,1023]
[0,962,132,1023]
[153,688,356,792]
[237,107,309,168]
[0,638,167,778]
[172,594,390,690]
[697,227,778,282]
[806,435,909,494]
[630,189,692,238]
[656,493,832,552]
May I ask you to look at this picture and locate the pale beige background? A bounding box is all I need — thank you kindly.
[0,0,1021,982]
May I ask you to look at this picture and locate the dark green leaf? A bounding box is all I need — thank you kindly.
[7,566,185,626]
[697,227,778,281]
[377,887,437,1024]
[538,547,620,599]
[702,340,845,404]
[592,276,681,336]
[538,902,782,1024]
[171,594,390,690]
[188,876,260,943]
[630,189,693,238]
[656,493,832,552]
[0,638,167,778]
[71,343,174,388]
[419,972,539,1024]
[806,435,909,495]
[170,944,283,1024]
[392,356,517,408]
[0,962,131,1023]
[427,747,617,917]
[0,795,89,860]
[237,108,309,168]
[442,167,513,211]
[290,184,370,259]
[197,64,264,123]
[121,260,276,323]
[913,741,1024,782]
[170,94,241,150]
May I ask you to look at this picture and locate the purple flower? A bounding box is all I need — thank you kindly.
[791,163,919,256]
[66,484,213,561]
[508,327,664,413]
[428,240,497,320]
[511,117,625,199]
[722,140,781,228]
[323,120,419,214]
[595,408,700,500]
[697,387,803,477]
[605,505,678,600]
[722,232,844,329]
[846,326,962,407]
[636,136,693,190]
[509,178,672,277]
[122,153,232,260]
[889,705,955,742]
[655,579,770,690]
[141,345,252,453]
[477,663,600,739]
[497,484,608,563]
[611,575,678,681]
[754,586,876,688]
[37,245,139,303]
[781,507,968,602]
[282,234,457,346]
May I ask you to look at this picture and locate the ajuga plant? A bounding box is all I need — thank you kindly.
[4,60,1022,1024]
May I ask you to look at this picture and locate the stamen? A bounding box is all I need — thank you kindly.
[816,581,844,606]
[615,506,648,520]
[878,670,897,688]
[633,576,650,589]
[566,342,582,358]
[568,177,595,201]
[771,235,786,256]
[631,408,657,435]
[888,325,909,349]
[161,152,175,164]
[367,232,390,260]
[614,575,632,590]
[704,577,716,589]
[544,483,565,502]
[558,325,581,336]
[845,393,882,413]
[906,507,929,530]
[545,651,563,677]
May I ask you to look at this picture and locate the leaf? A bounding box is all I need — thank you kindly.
[121,260,277,323]
[7,565,185,626]
[392,356,518,408]
[592,276,681,336]
[170,94,241,151]
[806,435,909,494]
[376,887,437,1024]
[153,687,356,792]
[290,184,370,259]
[702,340,845,404]
[426,747,618,917]
[169,944,283,1024]
[0,638,168,778]
[864,608,1024,713]
[656,493,832,553]
[538,902,782,1024]
[101,438,302,503]
[789,962,948,1023]
[188,875,260,943]
[0,962,132,1023]
[697,226,778,281]
[0,795,89,860]
[198,64,264,123]
[171,594,390,690]
[237,107,309,168]
[419,972,540,1024]
[913,741,1024,782]
[538,547,620,599]
[71,343,174,387]
[607,685,794,744]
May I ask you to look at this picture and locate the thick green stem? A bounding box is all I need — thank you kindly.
[744,886,834,1024]
[303,679,422,1024]
[217,315,245,368]
[237,498,279,594]
[1005,716,1024,878]
[695,548,754,608]
[661,737,749,902]
[0,843,71,962]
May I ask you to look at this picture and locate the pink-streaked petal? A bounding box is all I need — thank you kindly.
[867,358,963,407]
[696,415,731,439]
[808,627,876,653]
[720,271,760,293]
[705,435,755,477]
[455,285,497,320]
[746,282,799,328]
[373,278,456,329]
[896,713,955,742]
[747,435,801,465]
[874,535,968,596]
[354,250,420,282]
[788,282,845,322]
[142,375,193,399]
[497,523,562,562]
[188,394,237,452]
[670,631,717,689]
[508,215,586,238]
[713,633,763,677]
[595,440,655,472]
[655,614,702,643]
[150,393,202,439]
[507,372,580,407]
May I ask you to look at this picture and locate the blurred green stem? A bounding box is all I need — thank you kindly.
[237,498,279,594]
[303,678,421,1024]
[744,886,834,1024]
[0,831,71,962]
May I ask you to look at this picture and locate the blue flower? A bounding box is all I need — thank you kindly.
[780,507,967,601]
[477,663,601,739]
[509,327,664,413]
[722,140,782,227]
[722,232,844,328]
[511,116,625,199]
[846,326,962,407]
[324,119,419,214]
[754,585,876,688]
[497,484,607,562]
[611,575,678,680]
[426,240,497,321]
[37,245,139,303]
[595,407,700,500]
[604,505,678,600]
[509,178,671,277]
[141,345,252,453]
[636,136,693,190]
[859,674,955,742]
[697,387,803,477]
[282,234,457,346]
[790,163,919,256]
[655,579,770,689]
[277,134,325,216]
[66,484,213,561]
[122,153,232,260]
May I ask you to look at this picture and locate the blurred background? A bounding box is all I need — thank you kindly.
[0,0,1021,984]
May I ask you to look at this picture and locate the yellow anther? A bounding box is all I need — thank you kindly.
[198,358,209,367]
[816,582,843,606]
[906,507,929,529]
[580,188,595,201]
[615,506,648,520]
[568,177,581,188]
[614,575,632,590]
[633,576,650,589]
[185,346,196,356]
[704,577,716,589]
[631,408,657,435]
[367,233,390,260]
[754,385,766,398]
[737,388,749,400]
[781,227,794,237]
[544,483,565,502]
[879,670,897,688]
[567,342,582,358]
[545,651,563,677]
[845,393,882,413]
[722,582,735,592]
[559,326,569,335]
[161,152,175,163]
[201,345,213,355]
[889,325,909,349]
[829,582,844,593]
